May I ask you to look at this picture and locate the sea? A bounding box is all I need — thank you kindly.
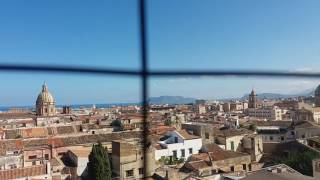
[0,103,139,112]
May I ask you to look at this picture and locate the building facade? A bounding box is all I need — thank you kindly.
[248,89,257,109]
[112,140,155,180]
[247,106,283,120]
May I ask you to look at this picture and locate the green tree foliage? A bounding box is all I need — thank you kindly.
[159,156,185,165]
[110,119,122,127]
[248,124,257,131]
[15,134,22,139]
[164,119,173,126]
[87,142,112,180]
[275,151,319,176]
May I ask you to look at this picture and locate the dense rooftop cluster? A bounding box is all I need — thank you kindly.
[1,84,320,179]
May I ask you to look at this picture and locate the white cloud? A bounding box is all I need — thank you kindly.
[290,67,320,73]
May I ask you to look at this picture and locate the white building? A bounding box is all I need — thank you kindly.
[154,130,202,161]
[195,105,206,114]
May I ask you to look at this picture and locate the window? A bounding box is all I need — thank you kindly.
[270,136,273,141]
[3,1,317,174]
[302,134,306,138]
[181,149,185,157]
[29,155,37,159]
[230,166,234,171]
[44,154,49,160]
[230,141,235,151]
[32,161,36,165]
[173,150,177,158]
[174,137,178,143]
[211,169,217,174]
[139,168,144,175]
[281,136,284,141]
[205,132,209,139]
[126,169,134,177]
[243,164,247,171]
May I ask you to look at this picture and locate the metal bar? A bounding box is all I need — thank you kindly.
[149,70,320,78]
[0,64,320,79]
[138,0,149,179]
[0,64,140,76]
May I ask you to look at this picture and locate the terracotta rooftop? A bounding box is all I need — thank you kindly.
[67,146,92,157]
[149,125,176,136]
[176,130,200,140]
[120,113,143,119]
[20,127,47,138]
[0,131,143,156]
[185,161,210,171]
[217,128,252,137]
[0,164,47,180]
[242,164,315,180]
[294,121,319,129]
[0,113,35,119]
[253,120,292,127]
[191,144,249,161]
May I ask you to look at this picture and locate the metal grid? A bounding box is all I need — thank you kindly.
[0,0,320,178]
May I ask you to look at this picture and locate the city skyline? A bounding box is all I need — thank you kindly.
[1,0,320,105]
[0,79,319,107]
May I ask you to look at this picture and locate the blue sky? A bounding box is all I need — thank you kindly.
[0,0,320,106]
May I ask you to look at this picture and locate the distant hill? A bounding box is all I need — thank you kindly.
[148,96,196,105]
[240,88,314,100]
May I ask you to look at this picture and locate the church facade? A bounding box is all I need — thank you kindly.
[36,83,56,116]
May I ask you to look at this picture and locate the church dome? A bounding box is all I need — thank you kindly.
[36,83,55,105]
[315,85,320,96]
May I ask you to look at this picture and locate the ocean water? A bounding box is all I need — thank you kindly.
[0,103,139,112]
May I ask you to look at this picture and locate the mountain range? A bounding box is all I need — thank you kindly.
[149,88,315,104]
[240,88,314,100]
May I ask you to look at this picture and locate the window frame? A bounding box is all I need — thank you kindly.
[0,0,319,179]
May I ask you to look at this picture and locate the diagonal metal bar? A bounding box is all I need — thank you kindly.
[0,64,140,76]
[149,70,320,78]
[1,64,320,79]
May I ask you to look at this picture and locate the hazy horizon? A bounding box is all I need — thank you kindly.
[1,0,320,106]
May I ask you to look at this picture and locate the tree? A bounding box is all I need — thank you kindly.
[159,156,185,165]
[110,119,122,127]
[248,124,257,131]
[87,142,112,180]
[275,150,319,176]
[164,119,174,126]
